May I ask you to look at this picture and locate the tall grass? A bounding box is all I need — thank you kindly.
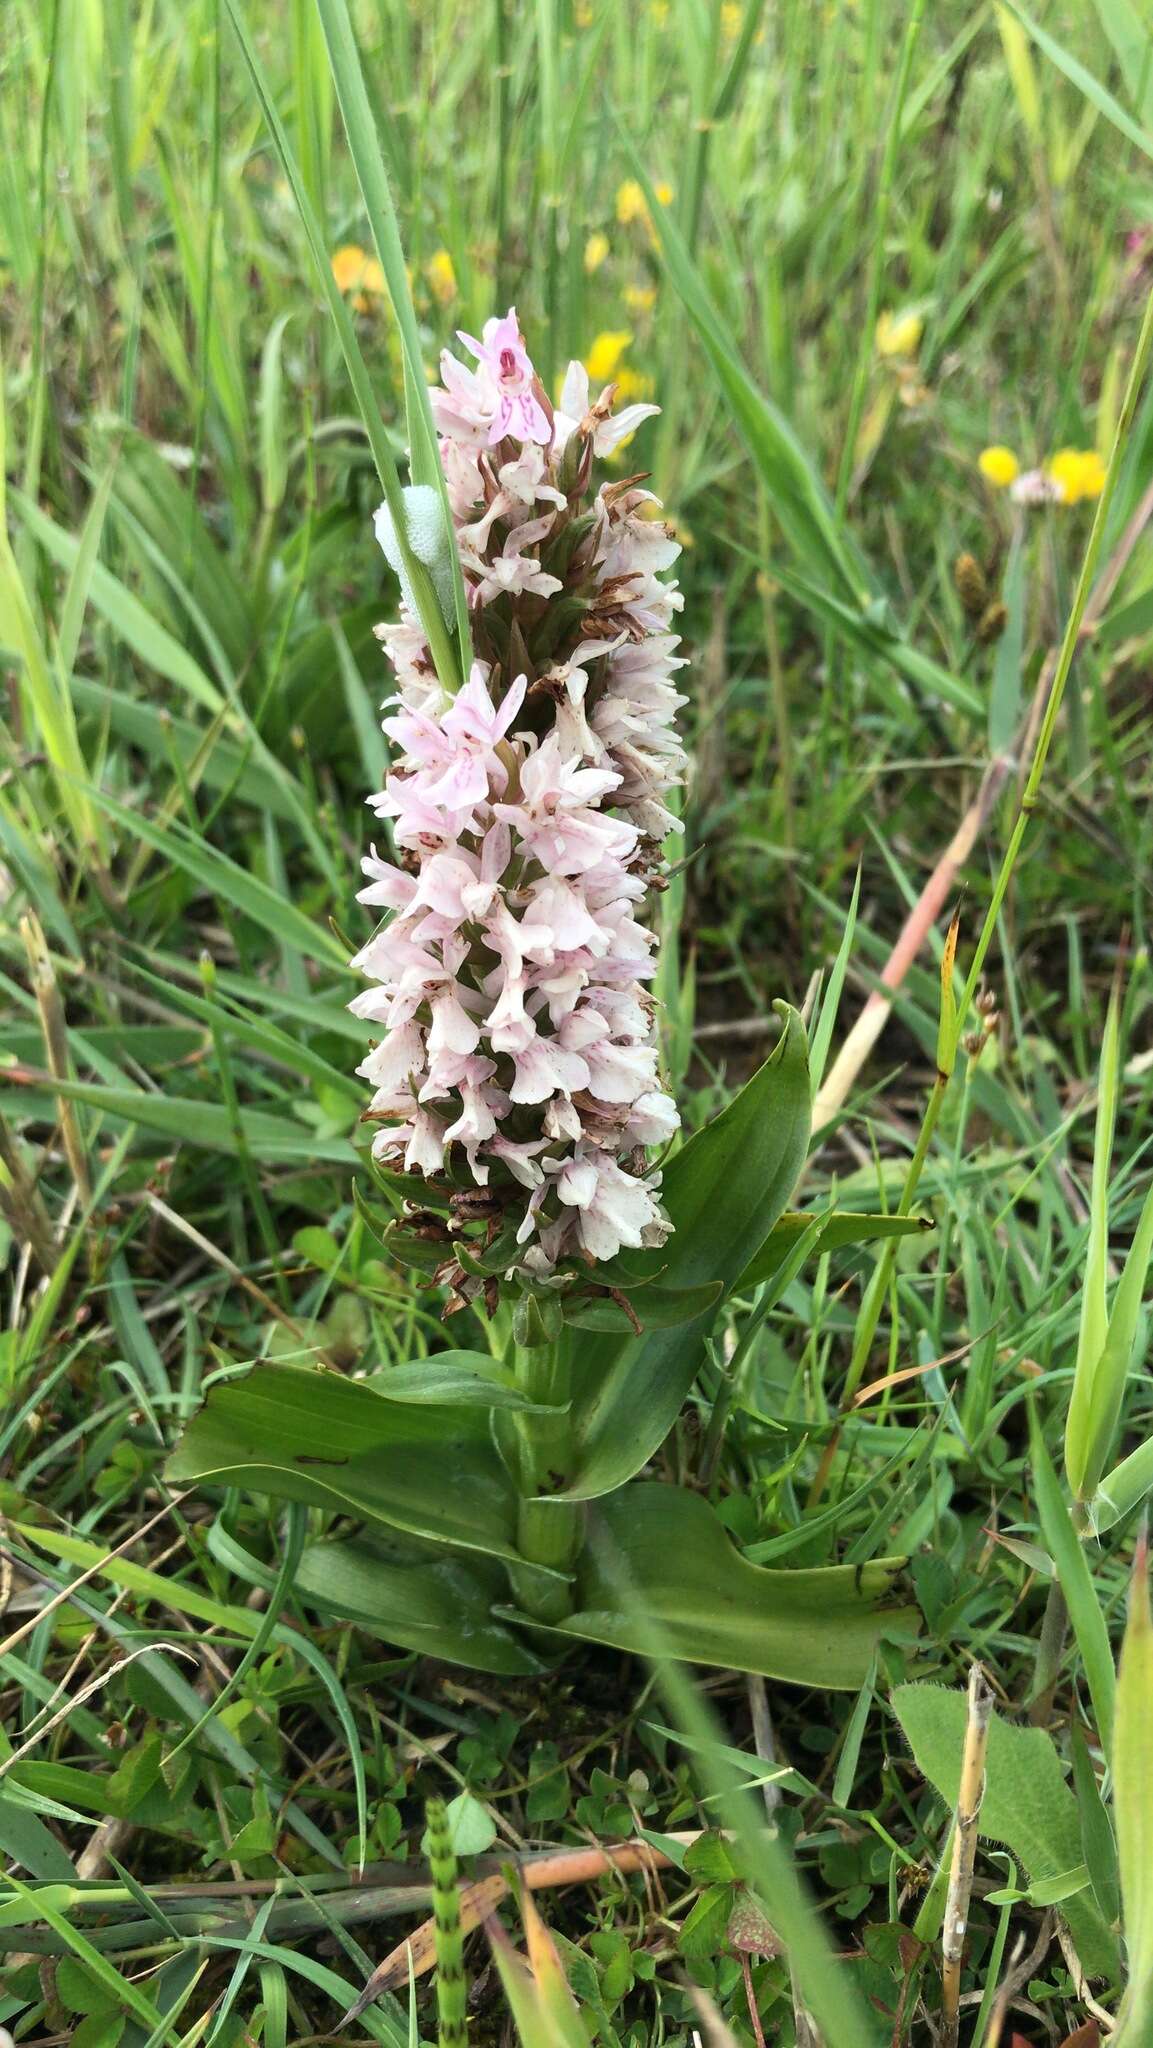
[2,1,1153,2041]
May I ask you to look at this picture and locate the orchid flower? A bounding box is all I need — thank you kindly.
[353,308,686,1303]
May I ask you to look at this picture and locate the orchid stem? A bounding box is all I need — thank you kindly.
[509,1339,581,1624]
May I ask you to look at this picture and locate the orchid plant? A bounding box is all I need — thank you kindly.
[169,311,919,1687]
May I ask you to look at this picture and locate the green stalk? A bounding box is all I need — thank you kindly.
[425,1797,467,2048]
[509,1339,582,1625]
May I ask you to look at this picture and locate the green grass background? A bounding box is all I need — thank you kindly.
[2,0,1153,2041]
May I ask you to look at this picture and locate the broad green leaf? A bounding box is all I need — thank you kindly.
[297,1538,549,1675]
[561,1279,722,1332]
[736,1208,932,1293]
[166,1363,532,1569]
[1115,1547,1153,2041]
[892,1682,1119,1979]
[562,1006,811,1500]
[0,1794,79,1880]
[426,1792,497,1858]
[539,1484,916,1690]
[369,1352,562,1411]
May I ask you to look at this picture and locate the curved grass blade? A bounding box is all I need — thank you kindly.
[315,0,471,675]
[220,0,460,690]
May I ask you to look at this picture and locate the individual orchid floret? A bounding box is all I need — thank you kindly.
[555,360,660,458]
[436,307,552,447]
[352,308,687,1303]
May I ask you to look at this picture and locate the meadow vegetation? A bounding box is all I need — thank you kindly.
[2,1,1153,2042]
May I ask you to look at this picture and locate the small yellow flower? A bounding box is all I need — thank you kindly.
[584,231,610,274]
[574,0,593,21]
[425,248,457,307]
[978,445,1020,488]
[1045,447,1106,505]
[616,179,673,232]
[616,180,646,226]
[721,0,742,36]
[585,329,633,382]
[332,244,385,311]
[876,309,923,360]
[332,244,370,293]
[624,282,657,315]
[614,366,655,401]
[650,0,669,24]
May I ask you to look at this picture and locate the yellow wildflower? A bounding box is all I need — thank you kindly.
[615,366,655,401]
[332,244,371,293]
[616,180,647,226]
[721,1,742,35]
[585,329,632,382]
[624,282,657,315]
[616,179,672,231]
[332,244,386,311]
[1045,447,1107,505]
[875,309,923,359]
[584,231,610,274]
[425,248,457,307]
[651,0,669,24]
[978,445,1020,488]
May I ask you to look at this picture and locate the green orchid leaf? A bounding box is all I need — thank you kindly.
[892,1681,1119,1981]
[510,1483,917,1691]
[165,1363,528,1567]
[296,1539,551,1675]
[736,1209,933,1292]
[561,1004,811,1501]
[368,1353,564,1413]
[561,1279,723,1332]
